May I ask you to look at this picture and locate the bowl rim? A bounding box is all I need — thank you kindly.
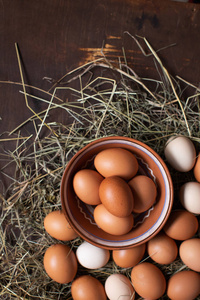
[61,136,173,249]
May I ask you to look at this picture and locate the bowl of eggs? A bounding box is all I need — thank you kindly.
[61,136,173,249]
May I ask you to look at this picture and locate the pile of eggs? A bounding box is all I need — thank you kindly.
[165,136,200,214]
[43,136,200,300]
[73,147,157,235]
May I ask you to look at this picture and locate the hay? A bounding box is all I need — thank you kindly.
[0,35,200,299]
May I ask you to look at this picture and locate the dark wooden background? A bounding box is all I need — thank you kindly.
[1,0,200,194]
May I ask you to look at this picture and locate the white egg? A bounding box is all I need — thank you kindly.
[164,136,196,172]
[76,241,110,269]
[179,182,200,214]
[105,274,135,300]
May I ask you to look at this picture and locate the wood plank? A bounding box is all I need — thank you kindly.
[0,0,200,191]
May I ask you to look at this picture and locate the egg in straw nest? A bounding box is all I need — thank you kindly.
[0,35,200,300]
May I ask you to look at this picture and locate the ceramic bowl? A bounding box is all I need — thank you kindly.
[61,136,173,249]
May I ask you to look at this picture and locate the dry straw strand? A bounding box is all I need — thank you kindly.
[1,37,200,299]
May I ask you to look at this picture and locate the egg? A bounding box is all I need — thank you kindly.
[179,182,200,214]
[179,238,200,272]
[194,152,200,182]
[167,270,200,300]
[147,231,178,264]
[94,147,138,180]
[76,241,110,269]
[105,273,135,300]
[94,204,134,235]
[43,244,77,284]
[164,136,196,172]
[73,169,104,205]
[99,176,134,217]
[44,210,78,241]
[112,243,146,268]
[128,175,157,213]
[71,275,107,300]
[131,262,166,299]
[163,209,199,240]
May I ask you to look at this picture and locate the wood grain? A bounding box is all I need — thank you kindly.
[0,0,200,192]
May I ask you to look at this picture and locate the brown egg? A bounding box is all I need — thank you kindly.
[94,204,134,235]
[44,210,78,241]
[94,147,138,180]
[179,238,200,272]
[131,262,166,299]
[112,243,146,268]
[128,175,157,213]
[73,169,104,205]
[163,209,198,240]
[167,270,200,300]
[43,244,77,284]
[99,176,134,217]
[147,231,178,264]
[71,275,107,300]
[194,152,200,182]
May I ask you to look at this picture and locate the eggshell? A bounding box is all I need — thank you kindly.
[179,182,200,214]
[76,241,110,269]
[112,243,146,268]
[131,262,166,299]
[94,147,138,180]
[73,169,104,205]
[99,176,134,217]
[147,232,178,264]
[179,238,200,272]
[44,210,78,241]
[164,136,196,172]
[167,270,200,300]
[43,244,77,284]
[94,204,134,236]
[163,209,198,240]
[194,152,200,182]
[105,274,135,300]
[71,275,107,300]
[128,175,157,213]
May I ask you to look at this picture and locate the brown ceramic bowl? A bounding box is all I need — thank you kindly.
[61,136,173,250]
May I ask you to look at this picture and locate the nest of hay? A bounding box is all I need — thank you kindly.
[0,36,199,299]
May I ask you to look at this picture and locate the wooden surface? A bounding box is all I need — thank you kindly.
[1,0,200,193]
